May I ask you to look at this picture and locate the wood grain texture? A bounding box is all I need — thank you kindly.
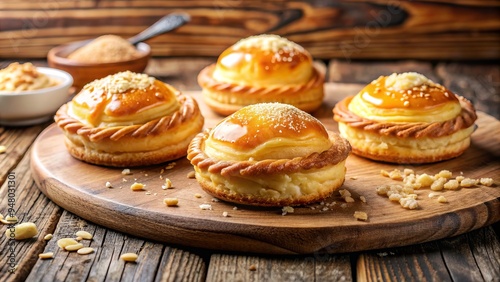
[0,0,499,59]
[327,60,439,84]
[25,211,207,282]
[436,62,500,120]
[357,226,500,281]
[145,58,214,91]
[0,146,62,282]
[0,122,50,183]
[207,253,352,281]
[30,88,500,255]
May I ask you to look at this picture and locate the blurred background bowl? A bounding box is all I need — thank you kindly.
[47,40,151,90]
[0,67,73,126]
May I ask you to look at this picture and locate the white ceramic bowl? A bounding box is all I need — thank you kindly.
[0,67,73,126]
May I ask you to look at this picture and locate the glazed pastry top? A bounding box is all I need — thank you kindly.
[348,72,462,123]
[212,34,314,87]
[204,103,331,161]
[69,71,180,127]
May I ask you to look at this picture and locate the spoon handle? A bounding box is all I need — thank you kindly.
[128,13,190,45]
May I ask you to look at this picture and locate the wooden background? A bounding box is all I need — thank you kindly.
[1,0,499,60]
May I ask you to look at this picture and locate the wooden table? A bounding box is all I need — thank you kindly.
[1,58,499,282]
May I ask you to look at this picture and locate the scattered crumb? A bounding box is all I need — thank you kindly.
[187,171,196,179]
[233,206,238,210]
[121,168,131,175]
[437,195,448,203]
[0,145,6,154]
[428,192,438,198]
[435,170,452,179]
[480,178,493,186]
[354,211,368,221]
[222,211,229,217]
[444,179,459,190]
[344,196,355,203]
[377,168,495,210]
[163,198,178,207]
[105,181,113,188]
[403,169,414,176]
[162,178,173,190]
[212,198,219,202]
[194,193,202,198]
[359,196,367,203]
[281,206,294,215]
[430,177,446,191]
[416,173,434,188]
[339,189,351,198]
[199,204,212,210]
[388,169,403,180]
[399,197,419,209]
[249,264,257,271]
[130,182,145,191]
[460,178,477,188]
[350,176,358,180]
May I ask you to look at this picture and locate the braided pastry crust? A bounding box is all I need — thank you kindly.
[187,130,351,207]
[333,95,477,164]
[197,63,325,116]
[55,94,204,167]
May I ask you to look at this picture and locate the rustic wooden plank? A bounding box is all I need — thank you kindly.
[440,227,500,282]
[145,58,215,91]
[357,242,452,281]
[436,62,500,120]
[207,253,352,281]
[154,248,207,282]
[0,146,62,282]
[472,224,500,281]
[0,0,498,59]
[357,226,500,282]
[0,124,50,184]
[25,211,207,282]
[327,60,438,84]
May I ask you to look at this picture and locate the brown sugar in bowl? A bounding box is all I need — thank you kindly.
[47,40,151,90]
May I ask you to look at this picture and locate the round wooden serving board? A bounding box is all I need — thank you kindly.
[31,91,500,255]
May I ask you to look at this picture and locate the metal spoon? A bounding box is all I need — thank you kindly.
[128,13,190,45]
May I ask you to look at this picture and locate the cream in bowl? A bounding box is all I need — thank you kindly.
[0,62,73,126]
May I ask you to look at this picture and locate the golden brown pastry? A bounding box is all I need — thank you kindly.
[197,34,324,116]
[187,103,351,207]
[333,72,477,164]
[55,71,204,167]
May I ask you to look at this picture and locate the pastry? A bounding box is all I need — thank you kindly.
[197,34,324,116]
[333,72,477,164]
[187,103,351,207]
[55,71,204,167]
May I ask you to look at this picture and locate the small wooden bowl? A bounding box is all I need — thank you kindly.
[47,40,151,90]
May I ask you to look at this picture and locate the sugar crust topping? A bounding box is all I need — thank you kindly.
[230,102,321,134]
[383,72,437,91]
[231,34,304,53]
[83,71,155,94]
